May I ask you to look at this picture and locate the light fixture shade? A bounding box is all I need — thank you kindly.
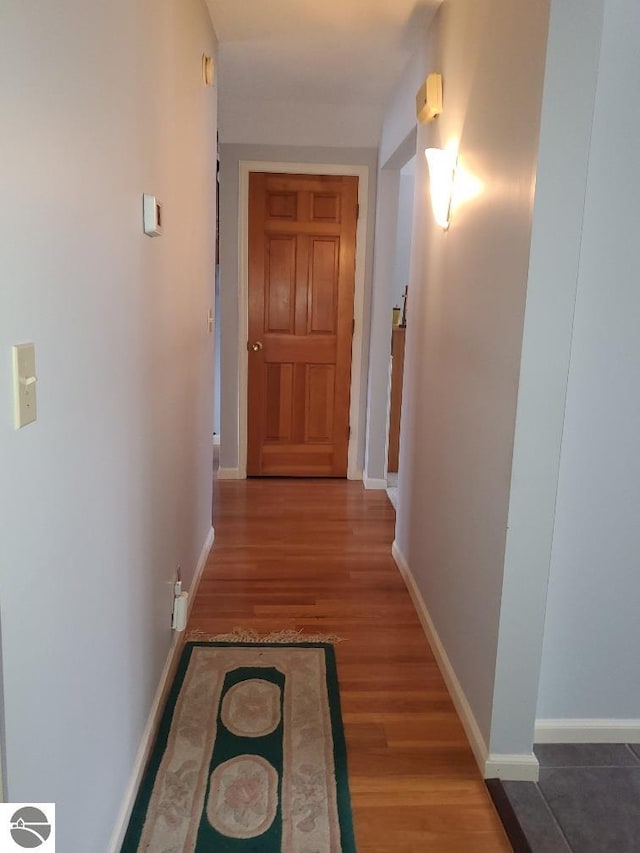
[425,147,457,229]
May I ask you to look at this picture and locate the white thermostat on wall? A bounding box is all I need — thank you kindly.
[143,194,163,237]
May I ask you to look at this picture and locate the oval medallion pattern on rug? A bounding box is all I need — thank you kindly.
[221,678,281,737]
[207,754,278,839]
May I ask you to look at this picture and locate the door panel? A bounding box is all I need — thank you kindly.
[311,192,341,222]
[267,192,297,220]
[247,172,358,477]
[309,238,339,334]
[265,236,296,333]
[305,364,335,443]
[264,363,294,442]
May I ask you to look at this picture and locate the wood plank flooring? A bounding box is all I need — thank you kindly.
[190,478,511,852]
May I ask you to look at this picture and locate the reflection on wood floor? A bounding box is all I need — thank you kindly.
[190,478,510,852]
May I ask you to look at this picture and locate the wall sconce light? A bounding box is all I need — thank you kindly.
[425,147,457,230]
[202,54,215,87]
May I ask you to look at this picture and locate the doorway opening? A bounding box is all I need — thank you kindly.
[385,156,416,509]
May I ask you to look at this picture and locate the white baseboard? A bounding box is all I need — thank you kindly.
[391,541,489,774]
[107,525,215,853]
[217,467,244,480]
[347,466,363,481]
[391,540,539,783]
[187,526,214,619]
[363,476,387,490]
[107,639,183,853]
[484,753,540,781]
[535,719,640,743]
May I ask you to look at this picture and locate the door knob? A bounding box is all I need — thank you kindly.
[249,341,263,352]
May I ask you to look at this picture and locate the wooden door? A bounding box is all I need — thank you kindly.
[247,172,358,477]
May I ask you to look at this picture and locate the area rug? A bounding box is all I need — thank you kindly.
[121,641,356,852]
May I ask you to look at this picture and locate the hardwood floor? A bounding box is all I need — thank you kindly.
[190,478,511,852]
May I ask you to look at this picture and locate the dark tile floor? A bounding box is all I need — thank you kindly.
[493,744,640,853]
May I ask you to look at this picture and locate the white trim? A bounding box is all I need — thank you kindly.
[216,467,243,480]
[535,719,640,743]
[107,635,183,853]
[237,160,369,480]
[107,526,215,853]
[212,435,221,446]
[391,541,489,772]
[363,476,387,490]
[186,526,215,620]
[484,753,540,781]
[391,540,540,782]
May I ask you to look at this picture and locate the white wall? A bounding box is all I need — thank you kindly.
[0,2,217,850]
[536,0,640,721]
[393,0,550,754]
[220,97,382,149]
[217,143,378,475]
[490,0,604,754]
[216,37,381,151]
[392,167,416,309]
[379,43,429,168]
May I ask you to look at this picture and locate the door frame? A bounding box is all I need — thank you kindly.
[237,160,369,479]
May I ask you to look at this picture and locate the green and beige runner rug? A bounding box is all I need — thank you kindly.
[121,641,356,852]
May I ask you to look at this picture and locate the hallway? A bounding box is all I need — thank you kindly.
[190,479,510,851]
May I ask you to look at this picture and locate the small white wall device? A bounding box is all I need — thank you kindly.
[12,343,38,428]
[416,73,443,123]
[172,579,189,632]
[143,194,163,237]
[172,593,188,631]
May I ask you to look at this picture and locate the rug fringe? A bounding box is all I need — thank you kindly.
[186,626,345,644]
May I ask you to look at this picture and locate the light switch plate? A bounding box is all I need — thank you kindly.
[143,194,163,237]
[12,343,37,428]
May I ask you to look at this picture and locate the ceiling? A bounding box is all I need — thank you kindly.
[205,0,440,108]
